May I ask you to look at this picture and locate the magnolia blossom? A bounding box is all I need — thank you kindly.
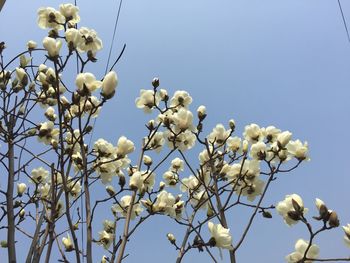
[116,136,135,157]
[129,171,143,190]
[163,171,178,186]
[197,105,206,119]
[43,37,62,57]
[37,7,65,30]
[65,28,81,48]
[27,40,37,50]
[15,67,27,83]
[277,131,292,147]
[173,108,194,131]
[17,183,27,196]
[77,27,103,53]
[287,140,309,161]
[59,3,80,24]
[343,224,350,247]
[135,89,160,113]
[112,195,143,220]
[98,230,114,250]
[285,239,319,263]
[170,90,192,108]
[226,136,241,152]
[152,191,184,219]
[180,175,199,192]
[38,121,59,145]
[207,124,230,145]
[262,126,281,142]
[208,222,233,250]
[31,167,49,184]
[101,71,118,99]
[276,194,307,226]
[250,141,267,160]
[243,123,262,143]
[75,72,102,94]
[170,157,184,172]
[62,234,74,251]
[94,138,115,157]
[144,131,164,152]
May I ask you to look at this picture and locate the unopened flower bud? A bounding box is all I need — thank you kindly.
[0,240,7,248]
[329,211,340,227]
[159,181,166,190]
[152,77,159,88]
[167,233,176,244]
[143,155,152,166]
[229,119,235,130]
[197,105,207,121]
[242,140,249,153]
[27,40,37,50]
[19,209,25,218]
[101,71,118,99]
[106,185,116,197]
[17,183,27,196]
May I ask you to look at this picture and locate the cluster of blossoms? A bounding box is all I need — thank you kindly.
[2,3,348,263]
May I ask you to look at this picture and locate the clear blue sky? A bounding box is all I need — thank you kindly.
[0,0,350,262]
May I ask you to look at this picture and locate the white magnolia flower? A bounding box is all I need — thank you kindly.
[77,27,103,53]
[98,230,113,250]
[144,131,164,152]
[31,167,49,184]
[287,140,309,161]
[62,234,74,251]
[170,157,184,172]
[45,107,56,121]
[116,136,135,157]
[173,108,194,132]
[15,67,27,82]
[93,138,115,157]
[59,3,80,24]
[163,171,178,186]
[17,183,27,196]
[75,72,102,93]
[207,124,230,145]
[285,239,319,263]
[101,71,118,99]
[208,222,233,250]
[180,175,199,192]
[170,90,192,108]
[250,141,267,160]
[243,124,262,143]
[27,40,37,50]
[129,171,143,190]
[43,37,62,57]
[135,89,159,113]
[37,7,65,30]
[197,105,206,118]
[342,224,350,248]
[277,131,292,148]
[276,194,307,226]
[226,136,241,152]
[38,121,59,145]
[39,183,50,198]
[112,195,143,220]
[262,126,281,142]
[65,28,81,48]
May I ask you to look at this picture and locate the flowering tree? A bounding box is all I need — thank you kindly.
[0,3,349,263]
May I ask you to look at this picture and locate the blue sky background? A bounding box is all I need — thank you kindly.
[1,0,350,262]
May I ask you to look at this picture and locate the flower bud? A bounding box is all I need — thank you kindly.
[229,119,235,130]
[143,155,152,166]
[0,240,7,248]
[152,77,159,88]
[43,37,62,58]
[159,181,165,190]
[19,209,25,218]
[17,183,27,196]
[277,131,292,148]
[27,40,37,50]
[197,105,207,121]
[101,71,118,99]
[106,185,116,197]
[167,233,176,244]
[62,234,74,251]
[329,211,340,227]
[242,140,249,153]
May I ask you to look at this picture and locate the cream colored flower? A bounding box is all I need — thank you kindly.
[208,222,233,250]
[285,239,319,263]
